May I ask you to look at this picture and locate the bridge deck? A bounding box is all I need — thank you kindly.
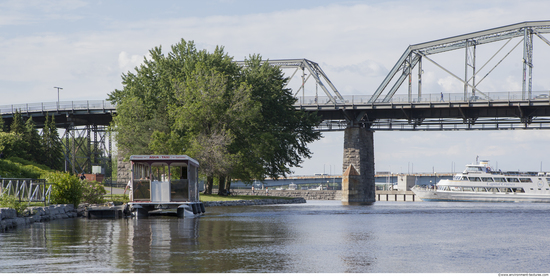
[2,91,550,131]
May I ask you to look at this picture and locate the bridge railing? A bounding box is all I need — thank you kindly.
[0,100,116,115]
[295,91,550,106]
[2,91,548,115]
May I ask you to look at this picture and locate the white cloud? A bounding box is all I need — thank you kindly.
[118,51,145,73]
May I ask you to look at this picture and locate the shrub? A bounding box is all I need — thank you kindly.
[81,181,107,204]
[45,171,83,207]
[108,194,129,203]
[0,194,28,216]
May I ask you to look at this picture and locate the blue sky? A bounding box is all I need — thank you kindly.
[1,0,550,175]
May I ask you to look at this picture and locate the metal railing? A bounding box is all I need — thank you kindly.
[0,179,51,205]
[1,92,548,115]
[0,100,116,115]
[295,91,550,106]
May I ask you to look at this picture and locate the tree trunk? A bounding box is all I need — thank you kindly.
[217,175,226,195]
[205,175,213,194]
[225,177,231,195]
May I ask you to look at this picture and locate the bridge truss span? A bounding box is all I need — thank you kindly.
[369,21,550,103]
[236,58,345,104]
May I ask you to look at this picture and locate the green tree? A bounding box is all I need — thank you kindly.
[238,55,322,180]
[109,39,321,194]
[24,116,43,163]
[170,66,259,194]
[42,115,64,171]
[0,132,29,161]
[0,116,6,132]
[10,109,25,135]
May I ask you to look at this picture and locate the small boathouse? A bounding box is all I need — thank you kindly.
[128,155,204,217]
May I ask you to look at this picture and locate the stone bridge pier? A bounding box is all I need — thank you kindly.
[342,126,375,205]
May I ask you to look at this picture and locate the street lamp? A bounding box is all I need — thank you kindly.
[54,87,63,108]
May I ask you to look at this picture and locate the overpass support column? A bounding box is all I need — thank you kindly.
[342,127,375,205]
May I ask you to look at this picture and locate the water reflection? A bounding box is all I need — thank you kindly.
[2,201,550,273]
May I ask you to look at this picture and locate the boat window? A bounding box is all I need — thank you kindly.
[546,178,550,182]
[465,166,484,173]
[519,178,533,183]
[450,186,462,191]
[512,188,525,193]
[463,187,474,192]
[468,177,482,182]
[474,187,487,192]
[481,177,493,182]
[506,178,519,183]
[170,163,189,202]
[501,188,512,193]
[460,176,468,181]
[493,177,506,182]
[441,186,449,191]
[488,187,499,192]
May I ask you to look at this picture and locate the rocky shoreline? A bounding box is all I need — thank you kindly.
[0,198,307,232]
[0,204,79,232]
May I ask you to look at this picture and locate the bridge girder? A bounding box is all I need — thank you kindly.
[235,58,345,104]
[369,21,550,103]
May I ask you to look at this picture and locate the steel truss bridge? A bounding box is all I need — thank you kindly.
[255,21,550,131]
[0,101,116,176]
[1,21,549,176]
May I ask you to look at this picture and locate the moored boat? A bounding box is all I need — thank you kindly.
[411,159,550,202]
[128,155,206,217]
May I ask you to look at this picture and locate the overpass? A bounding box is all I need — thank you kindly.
[1,21,549,204]
[0,100,116,175]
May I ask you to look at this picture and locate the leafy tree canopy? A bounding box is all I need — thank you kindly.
[109,39,321,185]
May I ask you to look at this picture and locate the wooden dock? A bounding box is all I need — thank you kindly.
[375,191,418,202]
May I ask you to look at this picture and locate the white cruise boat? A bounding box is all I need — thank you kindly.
[411,160,550,202]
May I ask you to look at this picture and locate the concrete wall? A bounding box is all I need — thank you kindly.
[397,175,417,191]
[204,197,306,207]
[225,189,342,200]
[227,189,418,202]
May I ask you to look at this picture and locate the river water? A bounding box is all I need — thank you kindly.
[1,200,549,273]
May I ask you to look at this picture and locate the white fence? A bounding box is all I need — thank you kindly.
[0,179,51,205]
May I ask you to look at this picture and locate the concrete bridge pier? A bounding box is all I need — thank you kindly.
[342,127,375,205]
